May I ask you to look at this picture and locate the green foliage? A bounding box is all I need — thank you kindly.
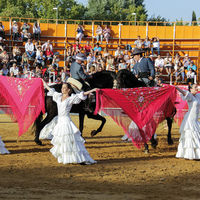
[192,11,197,26]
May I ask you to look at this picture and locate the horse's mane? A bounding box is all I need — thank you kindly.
[116,69,146,88]
[86,70,116,89]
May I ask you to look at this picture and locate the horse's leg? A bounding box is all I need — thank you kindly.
[166,117,174,145]
[144,143,149,153]
[34,113,56,145]
[79,111,85,136]
[150,134,158,149]
[34,112,43,145]
[85,112,106,137]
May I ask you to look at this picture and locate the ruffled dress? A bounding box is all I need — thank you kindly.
[0,136,10,154]
[45,89,96,164]
[176,91,200,160]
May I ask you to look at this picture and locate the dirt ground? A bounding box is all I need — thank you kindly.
[0,114,200,200]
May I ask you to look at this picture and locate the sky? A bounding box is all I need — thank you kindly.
[76,0,200,22]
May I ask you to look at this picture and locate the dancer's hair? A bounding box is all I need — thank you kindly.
[188,83,195,92]
[63,82,73,96]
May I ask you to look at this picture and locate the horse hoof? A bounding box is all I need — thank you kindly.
[34,139,43,146]
[91,130,97,137]
[151,139,158,149]
[168,138,174,145]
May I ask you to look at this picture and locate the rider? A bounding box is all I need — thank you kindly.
[132,48,155,87]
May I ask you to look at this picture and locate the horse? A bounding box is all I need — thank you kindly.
[34,70,116,145]
[116,69,175,152]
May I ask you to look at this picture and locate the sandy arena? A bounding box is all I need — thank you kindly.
[0,114,200,200]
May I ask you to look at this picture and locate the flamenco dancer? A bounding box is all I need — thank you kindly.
[42,80,97,165]
[0,136,10,154]
[175,84,200,160]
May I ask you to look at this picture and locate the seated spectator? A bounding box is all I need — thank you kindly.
[73,40,81,53]
[22,63,30,78]
[86,52,96,72]
[84,41,92,55]
[143,37,151,55]
[61,66,69,82]
[182,54,190,70]
[118,59,127,71]
[25,39,35,59]
[35,51,46,68]
[130,57,136,74]
[34,65,42,78]
[106,55,115,71]
[174,63,185,83]
[186,68,195,84]
[33,22,41,41]
[123,50,129,63]
[151,37,160,55]
[52,53,60,70]
[114,46,123,58]
[173,53,181,72]
[21,29,31,42]
[76,24,85,43]
[21,22,30,42]
[12,45,22,65]
[164,53,173,75]
[102,47,110,58]
[12,21,19,41]
[103,25,111,44]
[96,25,103,44]
[0,50,9,67]
[187,61,197,72]
[1,63,9,76]
[42,40,53,52]
[44,46,54,64]
[21,52,30,67]
[0,22,5,39]
[155,55,164,74]
[134,35,143,49]
[10,63,19,77]
[35,44,42,57]
[93,43,102,55]
[0,37,5,51]
[66,46,73,63]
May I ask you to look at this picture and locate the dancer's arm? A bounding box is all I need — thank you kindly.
[42,79,51,91]
[175,86,186,96]
[83,88,97,96]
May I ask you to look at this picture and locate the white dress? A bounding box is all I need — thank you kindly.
[176,91,200,160]
[46,89,96,164]
[0,136,10,154]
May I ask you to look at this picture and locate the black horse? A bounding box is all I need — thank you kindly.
[116,69,175,152]
[34,70,116,145]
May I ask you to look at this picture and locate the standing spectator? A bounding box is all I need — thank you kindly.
[151,37,160,55]
[95,25,103,44]
[134,35,143,49]
[25,39,35,59]
[164,53,173,75]
[12,21,19,41]
[21,22,30,41]
[76,24,85,43]
[0,22,5,39]
[103,25,111,44]
[33,22,41,41]
[155,55,164,74]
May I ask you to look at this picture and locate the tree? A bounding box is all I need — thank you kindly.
[148,15,171,26]
[192,11,197,26]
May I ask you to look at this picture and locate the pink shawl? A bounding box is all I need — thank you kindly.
[95,85,177,148]
[0,76,45,136]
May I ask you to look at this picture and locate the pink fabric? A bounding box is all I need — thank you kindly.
[0,76,45,136]
[95,85,177,149]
